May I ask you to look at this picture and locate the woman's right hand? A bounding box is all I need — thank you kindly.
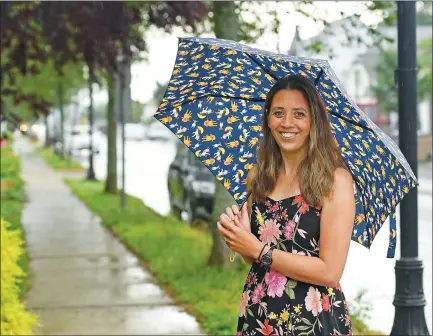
[221,203,251,232]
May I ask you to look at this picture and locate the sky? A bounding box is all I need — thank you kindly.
[82,1,384,114]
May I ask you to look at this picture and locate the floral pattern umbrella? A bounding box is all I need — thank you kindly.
[154,37,417,258]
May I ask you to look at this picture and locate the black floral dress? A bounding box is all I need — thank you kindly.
[237,195,352,336]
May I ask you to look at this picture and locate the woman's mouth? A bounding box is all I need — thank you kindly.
[280,132,297,139]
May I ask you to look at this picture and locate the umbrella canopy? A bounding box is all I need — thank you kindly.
[154,37,417,258]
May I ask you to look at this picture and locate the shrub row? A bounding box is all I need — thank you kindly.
[1,146,38,335]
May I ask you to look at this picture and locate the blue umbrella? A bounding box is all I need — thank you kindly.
[154,37,417,258]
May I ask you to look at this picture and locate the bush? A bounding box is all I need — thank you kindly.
[66,179,381,335]
[0,147,28,294]
[0,218,39,335]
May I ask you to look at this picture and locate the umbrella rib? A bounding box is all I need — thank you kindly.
[328,111,373,132]
[245,54,279,81]
[314,70,324,85]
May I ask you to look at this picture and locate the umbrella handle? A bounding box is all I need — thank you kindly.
[230,251,235,262]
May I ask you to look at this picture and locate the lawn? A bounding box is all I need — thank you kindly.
[66,178,382,335]
[37,146,84,171]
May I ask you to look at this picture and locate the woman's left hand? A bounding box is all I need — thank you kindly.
[217,215,262,260]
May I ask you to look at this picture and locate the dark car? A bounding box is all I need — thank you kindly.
[168,142,216,225]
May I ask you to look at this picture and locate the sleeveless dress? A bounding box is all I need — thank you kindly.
[237,195,352,336]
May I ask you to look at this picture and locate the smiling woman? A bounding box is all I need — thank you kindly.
[217,74,355,336]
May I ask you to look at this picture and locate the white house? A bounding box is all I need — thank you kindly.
[290,16,432,138]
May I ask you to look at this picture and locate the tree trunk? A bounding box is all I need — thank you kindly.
[105,71,118,194]
[207,1,241,267]
[57,81,65,158]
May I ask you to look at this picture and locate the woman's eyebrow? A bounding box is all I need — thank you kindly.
[294,107,307,112]
[270,106,285,111]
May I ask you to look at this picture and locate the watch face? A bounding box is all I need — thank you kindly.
[261,250,272,266]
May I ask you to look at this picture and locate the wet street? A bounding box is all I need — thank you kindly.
[81,136,432,334]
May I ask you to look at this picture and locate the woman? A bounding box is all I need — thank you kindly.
[217,74,355,336]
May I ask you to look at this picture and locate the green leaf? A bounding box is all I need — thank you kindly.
[287,279,297,288]
[300,317,313,325]
[285,287,295,299]
[296,325,311,331]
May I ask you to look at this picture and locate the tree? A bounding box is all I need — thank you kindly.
[103,1,210,194]
[371,37,432,117]
[206,1,243,267]
[370,47,398,114]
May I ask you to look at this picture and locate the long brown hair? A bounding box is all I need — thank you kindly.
[249,74,347,207]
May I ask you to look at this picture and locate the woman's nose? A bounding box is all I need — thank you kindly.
[281,114,294,127]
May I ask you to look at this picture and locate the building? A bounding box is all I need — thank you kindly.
[290,16,432,160]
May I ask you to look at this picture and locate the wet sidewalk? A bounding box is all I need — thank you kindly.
[17,138,204,335]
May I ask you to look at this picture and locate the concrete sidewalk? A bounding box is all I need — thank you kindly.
[17,138,204,335]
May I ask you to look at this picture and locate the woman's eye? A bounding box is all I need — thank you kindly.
[295,112,305,118]
[273,110,283,117]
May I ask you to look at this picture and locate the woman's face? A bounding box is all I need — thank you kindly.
[267,89,312,155]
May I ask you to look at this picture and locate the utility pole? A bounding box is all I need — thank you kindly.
[391,2,429,335]
[86,63,96,181]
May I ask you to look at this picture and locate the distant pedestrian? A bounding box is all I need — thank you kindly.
[217,74,355,335]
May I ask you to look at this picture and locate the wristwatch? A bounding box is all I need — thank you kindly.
[260,248,273,268]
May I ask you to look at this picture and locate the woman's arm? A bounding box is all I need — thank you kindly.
[250,168,355,287]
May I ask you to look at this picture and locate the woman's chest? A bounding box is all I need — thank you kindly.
[251,197,322,257]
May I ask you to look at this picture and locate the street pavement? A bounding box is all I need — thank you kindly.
[85,136,432,334]
[15,136,204,335]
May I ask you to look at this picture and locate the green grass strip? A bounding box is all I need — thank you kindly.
[37,147,84,171]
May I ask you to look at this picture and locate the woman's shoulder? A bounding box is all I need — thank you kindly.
[325,167,355,204]
[333,167,354,187]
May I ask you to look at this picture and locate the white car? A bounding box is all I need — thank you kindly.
[63,125,102,156]
[124,123,146,141]
[145,122,173,141]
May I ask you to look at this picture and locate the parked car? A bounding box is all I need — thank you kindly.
[145,122,173,141]
[124,123,146,141]
[61,125,102,156]
[167,142,216,225]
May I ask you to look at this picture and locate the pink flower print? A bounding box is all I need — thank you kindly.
[252,283,265,304]
[345,314,351,326]
[322,294,330,312]
[336,282,342,292]
[258,219,281,244]
[264,269,287,298]
[236,332,242,336]
[271,204,279,212]
[305,286,323,317]
[281,210,287,218]
[284,220,295,240]
[239,290,250,317]
[299,202,309,214]
[293,195,305,205]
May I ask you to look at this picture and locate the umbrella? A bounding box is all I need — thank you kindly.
[154,37,417,258]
